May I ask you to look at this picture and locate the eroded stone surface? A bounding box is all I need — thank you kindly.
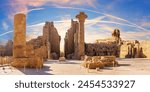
[13,13,26,58]
[43,22,61,59]
[82,56,118,69]
[120,40,150,58]
[64,12,87,60]
[12,13,44,68]
[11,57,43,68]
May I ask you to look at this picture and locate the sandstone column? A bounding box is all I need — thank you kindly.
[135,43,140,58]
[47,41,51,59]
[76,12,88,59]
[13,13,26,58]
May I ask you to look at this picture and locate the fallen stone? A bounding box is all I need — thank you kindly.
[101,56,118,67]
[59,57,66,62]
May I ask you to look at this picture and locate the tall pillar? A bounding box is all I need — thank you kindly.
[47,41,51,59]
[135,43,140,58]
[76,12,88,59]
[13,13,26,58]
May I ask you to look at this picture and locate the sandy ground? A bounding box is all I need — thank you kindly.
[0,58,150,75]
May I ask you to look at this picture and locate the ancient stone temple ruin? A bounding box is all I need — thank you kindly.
[0,45,5,56]
[85,29,122,57]
[64,12,143,60]
[27,22,61,60]
[64,12,88,60]
[12,13,44,68]
[26,36,47,59]
[43,22,61,59]
[0,11,150,66]
[76,12,88,59]
[64,13,124,60]
[4,40,13,56]
[0,40,13,56]
[64,19,79,59]
[120,40,150,58]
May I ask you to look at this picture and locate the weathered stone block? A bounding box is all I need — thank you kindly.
[101,56,118,67]
[82,56,104,69]
[59,57,66,62]
[0,57,13,65]
[11,57,43,68]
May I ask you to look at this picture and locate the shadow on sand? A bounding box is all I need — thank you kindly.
[101,63,131,71]
[45,60,80,65]
[17,66,53,75]
[118,64,131,66]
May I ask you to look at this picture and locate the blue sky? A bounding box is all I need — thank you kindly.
[0,0,150,49]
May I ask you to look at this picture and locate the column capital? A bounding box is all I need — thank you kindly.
[76,12,88,22]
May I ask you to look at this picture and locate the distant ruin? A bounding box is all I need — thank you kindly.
[120,40,150,58]
[0,40,13,56]
[85,29,121,57]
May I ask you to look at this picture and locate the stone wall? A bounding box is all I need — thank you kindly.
[64,12,87,60]
[66,20,77,55]
[85,43,119,57]
[0,45,5,56]
[120,43,129,58]
[120,40,150,58]
[64,20,79,59]
[139,41,150,58]
[5,40,13,56]
[120,41,139,58]
[0,41,13,56]
[27,36,44,49]
[43,22,61,59]
[85,29,121,57]
[26,22,61,60]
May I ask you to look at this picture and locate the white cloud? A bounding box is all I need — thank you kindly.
[8,0,148,34]
[121,31,150,40]
[86,16,106,26]
[2,21,9,31]
[26,22,44,41]
[8,0,97,19]
[17,7,44,14]
[0,31,13,37]
[141,22,150,28]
